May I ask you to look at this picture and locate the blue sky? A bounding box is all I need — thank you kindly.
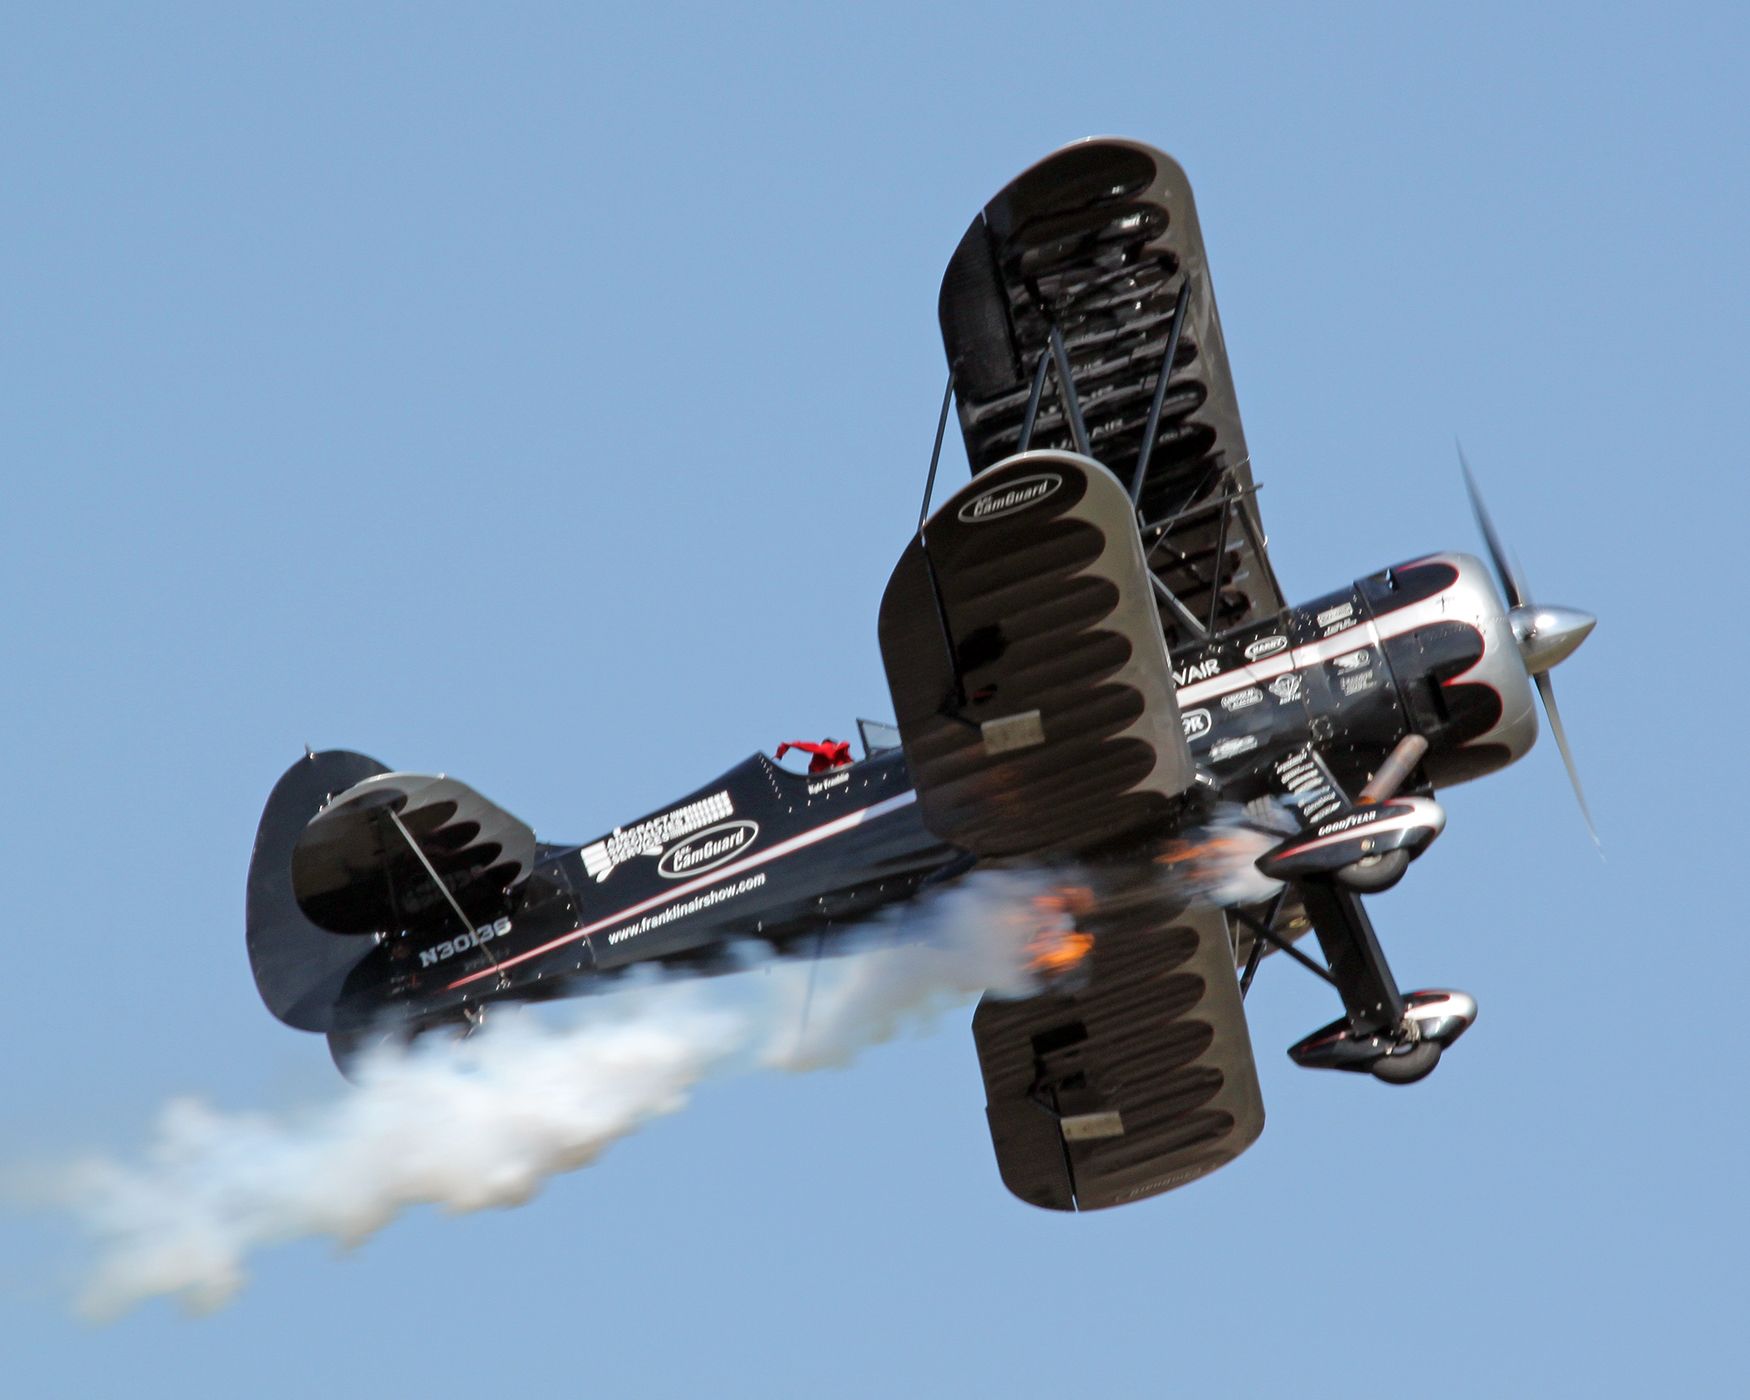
[3,3,1746,1394]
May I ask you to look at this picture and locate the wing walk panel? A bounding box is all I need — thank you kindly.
[939,138,1284,647]
[973,890,1264,1211]
[879,451,1195,859]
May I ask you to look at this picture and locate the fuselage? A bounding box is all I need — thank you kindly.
[336,552,1536,1032]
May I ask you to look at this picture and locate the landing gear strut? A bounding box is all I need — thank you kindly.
[1284,877,1476,1083]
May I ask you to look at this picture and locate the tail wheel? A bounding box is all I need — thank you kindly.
[1369,1039,1441,1084]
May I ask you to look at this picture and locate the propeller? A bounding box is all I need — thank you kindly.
[1458,443,1600,850]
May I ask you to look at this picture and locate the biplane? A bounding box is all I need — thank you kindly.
[247,139,1595,1211]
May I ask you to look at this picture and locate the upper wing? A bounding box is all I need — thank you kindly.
[879,450,1197,859]
[939,138,1284,647]
[972,881,1265,1210]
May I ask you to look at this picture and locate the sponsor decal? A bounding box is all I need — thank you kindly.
[1173,656,1221,686]
[1316,601,1354,628]
[1244,634,1288,662]
[1322,616,1359,638]
[1209,735,1259,762]
[581,790,734,883]
[1339,670,1377,697]
[1221,687,1264,712]
[957,473,1062,524]
[1115,1166,1205,1201]
[1181,708,1212,741]
[1276,747,1342,823]
[1333,649,1372,673]
[1315,808,1386,837]
[1268,673,1303,703]
[420,916,512,970]
[657,820,760,879]
[605,872,767,946]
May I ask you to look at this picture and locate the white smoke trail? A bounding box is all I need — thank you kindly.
[46,870,1059,1321]
[41,825,1289,1321]
[762,870,1047,1072]
[58,997,746,1319]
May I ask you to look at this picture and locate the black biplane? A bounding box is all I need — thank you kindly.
[247,139,1595,1211]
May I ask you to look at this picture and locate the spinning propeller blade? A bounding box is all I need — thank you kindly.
[1458,441,1528,609]
[1534,671,1600,850]
[1458,445,1600,851]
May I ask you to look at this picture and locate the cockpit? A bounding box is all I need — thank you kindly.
[772,719,902,773]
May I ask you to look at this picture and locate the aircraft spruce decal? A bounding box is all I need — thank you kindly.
[581,791,734,882]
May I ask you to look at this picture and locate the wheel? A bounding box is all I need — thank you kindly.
[1369,1039,1441,1084]
[1336,848,1410,893]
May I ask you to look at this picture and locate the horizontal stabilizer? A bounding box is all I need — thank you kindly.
[292,772,536,936]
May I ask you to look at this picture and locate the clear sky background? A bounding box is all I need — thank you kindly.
[4,3,1746,1395]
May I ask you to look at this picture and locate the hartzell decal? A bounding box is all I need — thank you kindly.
[657,820,760,880]
[957,473,1062,524]
[1316,602,1354,628]
[581,790,734,882]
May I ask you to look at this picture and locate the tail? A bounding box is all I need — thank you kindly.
[245,749,391,1031]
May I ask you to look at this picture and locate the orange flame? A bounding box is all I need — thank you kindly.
[1157,836,1250,867]
[1024,886,1097,974]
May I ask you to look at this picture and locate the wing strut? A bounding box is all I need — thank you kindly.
[1130,278,1193,505]
[1238,888,1288,998]
[1016,348,1052,453]
[917,372,956,532]
[1230,904,1337,987]
[1150,572,1210,642]
[381,804,502,977]
[913,368,971,714]
[1046,323,1091,457]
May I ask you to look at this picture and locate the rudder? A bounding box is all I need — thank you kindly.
[246,749,390,1031]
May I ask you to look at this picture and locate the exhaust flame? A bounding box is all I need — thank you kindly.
[1156,802,1297,908]
[1023,887,1097,974]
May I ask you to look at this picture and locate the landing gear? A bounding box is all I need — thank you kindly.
[1241,738,1475,1083]
[1278,875,1478,1084]
[1286,990,1475,1082]
[1335,848,1410,893]
[1369,1040,1441,1084]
